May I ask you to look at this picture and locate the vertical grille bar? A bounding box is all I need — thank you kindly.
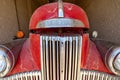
[40,35,82,80]
[49,37,53,80]
[46,37,50,80]
[73,37,78,80]
[77,36,82,80]
[52,38,56,80]
[71,37,76,80]
[68,37,73,80]
[65,37,69,80]
[60,38,65,80]
[57,39,60,80]
[40,37,46,80]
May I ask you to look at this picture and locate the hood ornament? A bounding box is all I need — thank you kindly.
[58,0,64,17]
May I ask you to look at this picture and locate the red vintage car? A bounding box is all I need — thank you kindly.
[0,0,120,80]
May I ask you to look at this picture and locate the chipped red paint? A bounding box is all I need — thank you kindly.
[82,40,111,74]
[7,38,39,76]
[29,33,41,69]
[81,33,89,67]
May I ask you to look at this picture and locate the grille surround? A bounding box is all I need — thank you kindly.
[1,70,120,80]
[40,35,82,80]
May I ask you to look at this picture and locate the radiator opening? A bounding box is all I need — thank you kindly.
[40,35,82,80]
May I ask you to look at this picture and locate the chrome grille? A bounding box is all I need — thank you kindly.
[81,70,120,80]
[40,35,82,80]
[1,71,41,80]
[1,70,120,80]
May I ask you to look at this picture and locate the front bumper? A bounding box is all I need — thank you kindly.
[1,69,120,80]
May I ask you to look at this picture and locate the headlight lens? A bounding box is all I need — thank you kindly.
[113,53,120,71]
[0,51,7,72]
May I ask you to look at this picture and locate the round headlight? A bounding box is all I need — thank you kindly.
[93,39,120,76]
[0,45,14,77]
[105,47,120,76]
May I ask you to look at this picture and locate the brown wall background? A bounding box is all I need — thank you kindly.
[0,0,19,43]
[0,0,48,44]
[79,0,120,44]
[0,0,32,44]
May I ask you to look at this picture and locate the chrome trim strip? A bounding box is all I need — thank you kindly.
[52,38,56,80]
[1,70,120,80]
[36,18,85,28]
[57,38,60,80]
[65,37,68,80]
[68,37,72,80]
[58,0,64,17]
[40,35,82,80]
[40,36,44,80]
[77,37,82,80]
[60,37,65,80]
[49,37,53,80]
[46,37,49,80]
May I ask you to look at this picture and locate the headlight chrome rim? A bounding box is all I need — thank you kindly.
[0,45,15,77]
[107,47,120,76]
